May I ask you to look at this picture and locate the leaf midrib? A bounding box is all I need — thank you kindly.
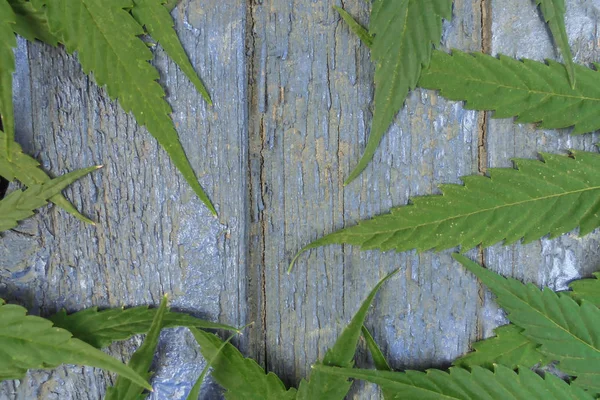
[344,184,600,237]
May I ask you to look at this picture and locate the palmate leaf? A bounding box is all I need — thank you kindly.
[455,254,600,393]
[314,364,593,400]
[131,0,211,104]
[0,130,93,224]
[105,295,168,400]
[192,328,297,400]
[0,299,151,390]
[535,0,575,88]
[49,304,239,349]
[419,49,600,134]
[290,150,600,271]
[345,0,453,184]
[7,0,58,46]
[36,0,216,215]
[296,270,399,400]
[0,0,16,154]
[0,165,100,232]
[453,324,551,370]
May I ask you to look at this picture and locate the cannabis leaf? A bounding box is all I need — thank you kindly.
[0,299,151,390]
[535,0,575,88]
[36,0,216,215]
[105,295,167,400]
[131,0,212,105]
[0,0,16,154]
[344,0,453,184]
[49,304,239,349]
[296,270,399,400]
[290,151,600,271]
[0,130,93,224]
[8,0,58,46]
[0,165,100,232]
[453,324,551,370]
[455,254,600,393]
[314,364,593,400]
[192,328,298,400]
[419,50,600,134]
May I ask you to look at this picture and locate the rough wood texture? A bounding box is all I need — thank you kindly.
[0,1,247,399]
[2,0,600,399]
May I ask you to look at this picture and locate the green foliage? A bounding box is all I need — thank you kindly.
[568,272,600,307]
[105,295,168,400]
[333,6,373,48]
[192,328,298,400]
[453,324,551,370]
[290,151,600,271]
[0,165,100,232]
[313,364,594,400]
[33,0,216,215]
[0,130,93,223]
[296,270,398,400]
[49,304,239,349]
[361,326,394,400]
[344,0,453,184]
[7,0,57,46]
[0,299,151,390]
[186,331,238,400]
[535,0,575,88]
[131,0,212,104]
[419,49,600,134]
[455,254,600,393]
[0,0,16,152]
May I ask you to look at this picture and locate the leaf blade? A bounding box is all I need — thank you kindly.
[7,0,58,46]
[0,0,16,154]
[0,165,100,232]
[0,299,151,390]
[290,151,600,271]
[345,0,453,184]
[419,50,599,134]
[453,324,551,370]
[313,364,594,400]
[131,0,211,104]
[105,295,168,400]
[191,328,297,400]
[40,0,216,215]
[535,0,575,88]
[0,130,94,224]
[49,305,239,349]
[296,270,399,400]
[455,254,600,393]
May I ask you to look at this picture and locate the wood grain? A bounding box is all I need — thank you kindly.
[2,0,600,399]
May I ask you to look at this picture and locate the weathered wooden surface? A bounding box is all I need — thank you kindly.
[1,1,600,399]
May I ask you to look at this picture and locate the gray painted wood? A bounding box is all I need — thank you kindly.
[2,0,600,399]
[0,1,247,399]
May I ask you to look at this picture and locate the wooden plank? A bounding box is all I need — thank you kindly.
[249,1,484,398]
[483,0,600,337]
[0,1,247,399]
